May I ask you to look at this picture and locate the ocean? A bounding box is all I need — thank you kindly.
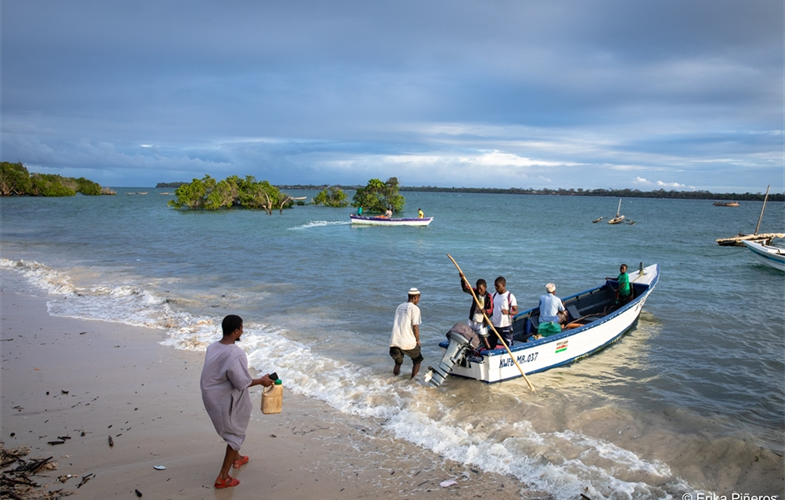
[1,189,784,499]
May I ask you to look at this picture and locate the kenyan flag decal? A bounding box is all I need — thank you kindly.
[555,341,568,354]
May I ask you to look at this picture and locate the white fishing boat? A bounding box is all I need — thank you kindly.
[426,263,659,386]
[742,240,785,272]
[608,198,625,224]
[349,214,433,226]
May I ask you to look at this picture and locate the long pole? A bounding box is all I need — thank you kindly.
[754,185,771,235]
[447,254,535,392]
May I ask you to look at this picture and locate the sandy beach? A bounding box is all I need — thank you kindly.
[1,290,543,500]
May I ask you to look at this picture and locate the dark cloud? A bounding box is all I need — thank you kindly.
[1,0,782,190]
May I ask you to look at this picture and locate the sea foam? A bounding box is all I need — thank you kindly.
[1,257,697,500]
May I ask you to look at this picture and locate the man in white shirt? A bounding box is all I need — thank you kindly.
[491,276,518,346]
[389,288,423,379]
[538,283,568,337]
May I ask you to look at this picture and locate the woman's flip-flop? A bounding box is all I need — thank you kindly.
[233,455,249,469]
[214,476,240,489]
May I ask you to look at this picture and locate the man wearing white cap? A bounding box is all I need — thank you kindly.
[389,288,423,379]
[538,283,568,337]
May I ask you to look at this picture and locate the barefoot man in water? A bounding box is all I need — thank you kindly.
[389,288,422,379]
[200,315,274,489]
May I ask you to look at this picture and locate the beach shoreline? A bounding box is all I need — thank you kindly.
[1,289,538,500]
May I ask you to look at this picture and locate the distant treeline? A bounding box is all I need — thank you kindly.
[156,182,186,188]
[276,184,784,202]
[1,161,114,196]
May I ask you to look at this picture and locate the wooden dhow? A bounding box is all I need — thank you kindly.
[716,185,784,246]
[608,199,625,224]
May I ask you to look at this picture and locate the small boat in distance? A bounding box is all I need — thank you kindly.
[742,240,785,272]
[349,214,433,226]
[592,216,603,223]
[426,263,659,386]
[714,201,740,207]
[608,199,625,224]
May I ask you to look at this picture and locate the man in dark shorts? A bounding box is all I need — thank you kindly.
[389,288,423,379]
[491,277,518,347]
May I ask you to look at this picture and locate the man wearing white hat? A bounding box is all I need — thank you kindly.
[389,288,423,379]
[538,283,568,337]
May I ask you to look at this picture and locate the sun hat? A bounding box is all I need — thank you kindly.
[545,283,556,293]
[408,288,421,295]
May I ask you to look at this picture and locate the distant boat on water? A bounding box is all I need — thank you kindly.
[714,201,740,207]
[608,199,625,224]
[349,214,433,226]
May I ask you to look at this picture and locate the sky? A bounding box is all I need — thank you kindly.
[1,0,783,192]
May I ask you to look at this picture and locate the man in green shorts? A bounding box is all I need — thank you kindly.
[389,288,423,379]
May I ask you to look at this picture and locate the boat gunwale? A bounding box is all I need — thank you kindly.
[743,240,785,259]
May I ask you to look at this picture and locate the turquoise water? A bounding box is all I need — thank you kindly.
[2,189,784,498]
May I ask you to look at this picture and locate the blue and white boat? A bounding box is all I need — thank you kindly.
[349,214,433,226]
[743,240,785,272]
[426,263,660,386]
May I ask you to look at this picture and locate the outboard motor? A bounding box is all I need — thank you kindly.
[426,322,482,387]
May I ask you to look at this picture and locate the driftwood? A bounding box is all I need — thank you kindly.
[1,446,71,499]
[278,196,292,214]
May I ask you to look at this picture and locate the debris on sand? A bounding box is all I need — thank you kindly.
[1,445,73,499]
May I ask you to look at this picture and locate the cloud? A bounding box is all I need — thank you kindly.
[0,0,782,192]
[633,177,694,190]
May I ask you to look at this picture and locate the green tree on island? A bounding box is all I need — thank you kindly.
[169,174,294,214]
[0,161,106,197]
[313,186,348,207]
[351,177,405,213]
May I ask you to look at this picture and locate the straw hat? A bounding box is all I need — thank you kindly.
[545,283,556,293]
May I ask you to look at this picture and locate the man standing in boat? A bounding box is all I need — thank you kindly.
[389,288,423,379]
[459,273,495,350]
[538,283,568,337]
[491,277,517,347]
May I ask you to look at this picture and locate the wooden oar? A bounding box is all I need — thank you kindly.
[447,254,535,392]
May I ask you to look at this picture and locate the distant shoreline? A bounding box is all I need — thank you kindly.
[280,185,784,202]
[154,182,782,202]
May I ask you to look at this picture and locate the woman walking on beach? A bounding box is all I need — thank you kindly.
[200,315,274,488]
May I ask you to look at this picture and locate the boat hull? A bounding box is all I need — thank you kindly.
[743,240,785,272]
[350,215,433,226]
[437,264,659,384]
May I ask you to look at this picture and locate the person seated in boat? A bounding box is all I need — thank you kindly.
[606,263,631,306]
[491,277,517,347]
[418,208,424,218]
[385,208,393,218]
[538,283,568,337]
[458,273,495,350]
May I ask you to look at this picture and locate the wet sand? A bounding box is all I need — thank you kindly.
[1,290,544,499]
